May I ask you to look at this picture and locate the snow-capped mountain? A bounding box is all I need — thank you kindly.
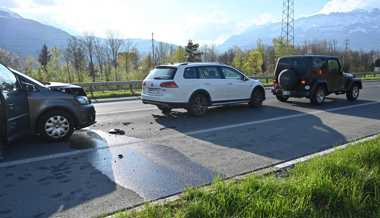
[219,9,380,51]
[0,9,176,57]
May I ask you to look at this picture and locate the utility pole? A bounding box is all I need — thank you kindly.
[344,39,351,53]
[151,32,155,66]
[281,0,295,49]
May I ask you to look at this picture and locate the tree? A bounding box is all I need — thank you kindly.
[106,32,124,80]
[82,34,96,82]
[0,48,23,69]
[65,37,87,82]
[218,48,235,66]
[38,44,51,76]
[244,50,263,75]
[375,59,380,67]
[123,39,134,73]
[273,38,295,58]
[169,46,186,63]
[185,40,202,62]
[94,38,107,81]
[201,44,217,62]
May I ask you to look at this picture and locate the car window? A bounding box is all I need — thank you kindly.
[328,59,340,74]
[146,67,177,80]
[276,57,307,75]
[198,66,223,79]
[221,67,242,79]
[0,64,18,91]
[312,58,328,74]
[183,67,199,79]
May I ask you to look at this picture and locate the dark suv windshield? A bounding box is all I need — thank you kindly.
[146,67,177,80]
[275,57,309,76]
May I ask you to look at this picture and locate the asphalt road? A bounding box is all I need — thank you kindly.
[1,81,380,218]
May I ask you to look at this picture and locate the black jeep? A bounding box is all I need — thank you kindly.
[272,55,362,105]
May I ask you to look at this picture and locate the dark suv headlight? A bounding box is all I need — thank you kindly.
[75,96,90,105]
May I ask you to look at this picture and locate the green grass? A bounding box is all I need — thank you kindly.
[87,90,141,99]
[112,136,380,218]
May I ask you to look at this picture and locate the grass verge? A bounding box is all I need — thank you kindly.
[112,136,380,218]
[87,90,141,99]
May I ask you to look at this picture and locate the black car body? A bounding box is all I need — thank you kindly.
[0,63,96,143]
[272,55,362,105]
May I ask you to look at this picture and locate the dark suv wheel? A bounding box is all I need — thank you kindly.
[311,86,326,105]
[38,110,75,142]
[346,83,360,101]
[276,94,289,102]
[187,94,208,116]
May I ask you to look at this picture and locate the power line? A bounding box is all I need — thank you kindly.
[281,0,295,48]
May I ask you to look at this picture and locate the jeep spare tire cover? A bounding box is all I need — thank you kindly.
[279,69,298,90]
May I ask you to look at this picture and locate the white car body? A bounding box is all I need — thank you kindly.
[141,62,265,110]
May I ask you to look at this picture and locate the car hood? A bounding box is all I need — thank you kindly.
[45,82,82,89]
[46,82,87,96]
[343,72,355,78]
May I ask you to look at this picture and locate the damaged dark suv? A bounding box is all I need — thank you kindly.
[272,55,362,105]
[0,63,95,143]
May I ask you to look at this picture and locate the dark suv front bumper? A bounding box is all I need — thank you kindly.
[77,104,96,128]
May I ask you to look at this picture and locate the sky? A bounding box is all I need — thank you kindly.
[1,0,380,45]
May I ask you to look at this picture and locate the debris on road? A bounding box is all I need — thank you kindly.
[118,154,124,159]
[108,129,126,135]
[159,126,177,131]
[122,122,132,126]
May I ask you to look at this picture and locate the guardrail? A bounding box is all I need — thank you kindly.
[76,72,380,98]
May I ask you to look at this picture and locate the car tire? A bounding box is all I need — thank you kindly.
[276,94,289,102]
[346,83,360,101]
[249,88,265,107]
[311,86,326,105]
[187,94,208,116]
[158,106,172,115]
[38,110,75,142]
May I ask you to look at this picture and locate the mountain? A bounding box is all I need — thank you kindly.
[219,9,380,51]
[0,9,72,56]
[0,9,176,57]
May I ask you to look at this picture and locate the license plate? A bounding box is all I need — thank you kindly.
[282,91,291,96]
[148,88,160,95]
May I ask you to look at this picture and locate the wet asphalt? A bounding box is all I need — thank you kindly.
[1,81,380,218]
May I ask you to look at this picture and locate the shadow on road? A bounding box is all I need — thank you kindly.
[0,130,139,218]
[154,98,380,161]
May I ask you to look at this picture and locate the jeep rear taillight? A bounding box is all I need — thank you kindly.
[160,81,178,88]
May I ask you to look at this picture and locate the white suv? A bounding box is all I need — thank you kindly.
[141,63,265,116]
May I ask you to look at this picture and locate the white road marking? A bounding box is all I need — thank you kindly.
[96,107,157,115]
[150,101,380,142]
[0,149,94,169]
[1,101,379,168]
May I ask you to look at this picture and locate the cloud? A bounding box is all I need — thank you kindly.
[0,0,19,8]
[320,0,380,14]
[2,0,276,45]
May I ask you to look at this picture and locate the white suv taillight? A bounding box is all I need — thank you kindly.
[160,81,178,88]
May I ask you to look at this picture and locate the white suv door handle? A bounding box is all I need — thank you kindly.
[204,83,211,86]
[227,82,233,85]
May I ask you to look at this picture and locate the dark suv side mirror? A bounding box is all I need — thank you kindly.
[23,82,38,92]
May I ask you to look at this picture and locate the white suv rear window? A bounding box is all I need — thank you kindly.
[146,67,177,80]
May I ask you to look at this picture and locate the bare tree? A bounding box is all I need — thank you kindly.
[106,32,124,80]
[123,39,135,73]
[94,38,107,81]
[82,34,96,82]
[65,37,87,82]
